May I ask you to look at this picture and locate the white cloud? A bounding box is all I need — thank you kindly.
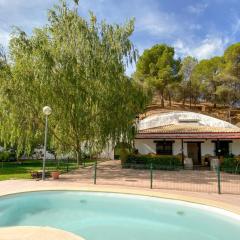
[187,3,208,15]
[0,29,10,48]
[0,0,58,48]
[194,37,227,59]
[174,36,229,60]
[231,15,240,37]
[136,11,177,37]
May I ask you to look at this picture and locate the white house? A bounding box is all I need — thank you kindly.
[134,111,240,167]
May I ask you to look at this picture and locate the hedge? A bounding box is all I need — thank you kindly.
[221,157,240,174]
[123,154,182,170]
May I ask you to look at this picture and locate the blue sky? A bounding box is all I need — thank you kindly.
[0,0,240,74]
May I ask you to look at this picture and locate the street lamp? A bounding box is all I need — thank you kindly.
[42,106,52,180]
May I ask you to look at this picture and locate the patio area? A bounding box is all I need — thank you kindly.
[60,160,240,194]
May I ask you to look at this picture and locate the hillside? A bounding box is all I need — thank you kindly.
[142,96,240,127]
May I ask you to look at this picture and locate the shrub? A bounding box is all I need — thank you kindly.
[0,151,10,162]
[221,157,240,173]
[124,154,182,170]
[0,150,17,162]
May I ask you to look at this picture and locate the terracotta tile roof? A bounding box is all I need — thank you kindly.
[138,124,240,134]
[136,124,240,139]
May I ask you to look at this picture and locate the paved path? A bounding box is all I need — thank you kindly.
[61,160,240,194]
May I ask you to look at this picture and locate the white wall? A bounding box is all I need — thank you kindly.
[98,142,114,160]
[98,147,114,160]
[201,140,215,156]
[231,140,240,156]
[134,139,240,157]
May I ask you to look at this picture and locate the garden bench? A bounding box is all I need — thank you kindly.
[30,170,50,179]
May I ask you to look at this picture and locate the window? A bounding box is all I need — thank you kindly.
[155,141,173,155]
[214,141,230,156]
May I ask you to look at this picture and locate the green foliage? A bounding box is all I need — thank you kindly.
[221,157,240,173]
[135,44,181,107]
[191,57,224,107]
[0,1,148,162]
[223,43,240,105]
[124,154,182,170]
[221,157,236,168]
[0,150,16,162]
[224,43,240,79]
[114,142,131,160]
[175,56,198,106]
[0,151,10,162]
[135,41,240,108]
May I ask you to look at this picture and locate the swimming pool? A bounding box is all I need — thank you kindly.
[0,191,239,240]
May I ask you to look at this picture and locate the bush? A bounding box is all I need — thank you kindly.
[0,150,17,162]
[221,157,236,168]
[221,157,240,173]
[124,154,182,170]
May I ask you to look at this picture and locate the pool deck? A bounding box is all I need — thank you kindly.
[0,226,85,240]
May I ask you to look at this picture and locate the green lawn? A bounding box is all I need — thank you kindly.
[0,159,97,181]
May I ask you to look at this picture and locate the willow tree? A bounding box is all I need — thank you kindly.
[0,1,148,163]
[0,46,10,86]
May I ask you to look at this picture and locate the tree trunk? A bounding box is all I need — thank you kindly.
[159,90,164,108]
[76,148,82,166]
[182,98,185,107]
[161,96,164,108]
[189,80,192,109]
[54,154,59,169]
[168,92,172,107]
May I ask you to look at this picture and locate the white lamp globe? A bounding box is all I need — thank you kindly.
[43,106,52,116]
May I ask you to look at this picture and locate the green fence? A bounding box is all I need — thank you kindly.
[2,159,239,194]
[90,162,240,194]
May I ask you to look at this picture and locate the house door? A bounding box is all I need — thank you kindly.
[187,143,201,165]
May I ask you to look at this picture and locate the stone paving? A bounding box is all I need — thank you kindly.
[0,227,84,240]
[61,160,240,194]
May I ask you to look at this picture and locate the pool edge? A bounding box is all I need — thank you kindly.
[0,184,239,215]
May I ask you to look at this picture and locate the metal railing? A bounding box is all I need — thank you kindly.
[87,162,240,194]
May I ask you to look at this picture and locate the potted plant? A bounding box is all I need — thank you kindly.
[51,168,60,180]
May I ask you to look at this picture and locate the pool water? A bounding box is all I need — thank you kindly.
[0,191,239,240]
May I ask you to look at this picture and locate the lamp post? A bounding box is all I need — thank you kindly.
[42,106,52,180]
